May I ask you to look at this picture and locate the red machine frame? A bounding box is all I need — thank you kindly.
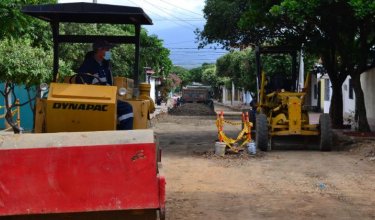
[0,143,165,219]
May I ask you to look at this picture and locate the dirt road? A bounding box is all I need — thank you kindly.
[153,104,375,220]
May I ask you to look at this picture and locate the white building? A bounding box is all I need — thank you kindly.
[361,68,375,130]
[318,68,375,130]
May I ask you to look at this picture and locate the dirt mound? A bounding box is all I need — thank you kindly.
[168,103,216,116]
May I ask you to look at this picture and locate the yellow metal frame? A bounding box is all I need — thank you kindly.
[35,77,155,133]
[46,83,117,133]
[258,71,320,137]
[216,112,253,153]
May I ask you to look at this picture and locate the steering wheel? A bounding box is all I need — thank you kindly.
[69,73,104,85]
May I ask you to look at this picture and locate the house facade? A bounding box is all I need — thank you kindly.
[318,68,375,130]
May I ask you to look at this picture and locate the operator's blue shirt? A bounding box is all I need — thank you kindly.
[77,51,113,85]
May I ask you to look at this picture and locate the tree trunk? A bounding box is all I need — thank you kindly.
[351,73,371,132]
[322,42,347,128]
[329,81,344,128]
[3,82,21,134]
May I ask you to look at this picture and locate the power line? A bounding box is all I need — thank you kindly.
[166,47,227,50]
[159,0,203,17]
[164,40,196,45]
[171,53,226,55]
[124,0,194,30]
[145,10,195,31]
[169,53,225,55]
[170,51,228,53]
[153,19,203,22]
[143,0,198,29]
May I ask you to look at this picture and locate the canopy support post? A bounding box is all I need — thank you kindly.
[51,22,60,82]
[133,24,141,97]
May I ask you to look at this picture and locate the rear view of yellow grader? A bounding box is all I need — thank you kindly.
[254,46,333,151]
[0,3,165,220]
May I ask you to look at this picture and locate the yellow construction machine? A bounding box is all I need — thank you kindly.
[254,46,332,151]
[0,3,165,220]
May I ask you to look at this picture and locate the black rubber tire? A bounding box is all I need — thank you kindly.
[256,113,270,151]
[319,113,333,151]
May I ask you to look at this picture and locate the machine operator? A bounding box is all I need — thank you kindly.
[77,40,134,130]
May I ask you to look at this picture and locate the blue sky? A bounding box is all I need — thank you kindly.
[58,0,227,69]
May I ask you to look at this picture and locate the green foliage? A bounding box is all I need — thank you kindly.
[199,0,374,72]
[199,0,375,129]
[0,0,56,43]
[141,32,172,79]
[171,65,190,86]
[215,48,315,95]
[0,1,172,85]
[0,1,172,132]
[348,0,375,18]
[0,38,52,87]
[188,64,216,83]
[262,55,292,77]
[59,23,172,80]
[216,49,256,91]
[196,0,257,48]
[201,65,228,87]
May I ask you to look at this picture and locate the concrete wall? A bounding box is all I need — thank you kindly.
[0,84,36,131]
[242,90,253,105]
[318,75,332,113]
[318,70,374,130]
[149,78,156,102]
[361,68,375,130]
[222,86,230,104]
[342,76,355,118]
[221,84,243,106]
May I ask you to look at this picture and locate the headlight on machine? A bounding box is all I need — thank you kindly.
[40,83,49,91]
[118,87,127,96]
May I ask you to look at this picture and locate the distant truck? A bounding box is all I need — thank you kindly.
[181,85,214,108]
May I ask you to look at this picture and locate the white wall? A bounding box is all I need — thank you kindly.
[221,85,243,106]
[319,75,332,114]
[361,68,375,130]
[150,78,156,102]
[243,91,252,105]
[310,74,318,107]
[342,76,355,117]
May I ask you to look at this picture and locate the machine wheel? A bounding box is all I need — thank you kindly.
[256,113,270,151]
[319,113,332,151]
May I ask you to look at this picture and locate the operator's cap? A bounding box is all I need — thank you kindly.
[93,40,114,50]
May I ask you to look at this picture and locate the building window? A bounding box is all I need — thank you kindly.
[324,79,330,101]
[349,79,354,99]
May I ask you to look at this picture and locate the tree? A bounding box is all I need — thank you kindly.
[171,66,190,87]
[0,39,56,133]
[0,0,56,133]
[269,0,375,131]
[215,48,295,96]
[198,0,375,131]
[140,32,172,79]
[0,0,56,43]
[201,66,229,99]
